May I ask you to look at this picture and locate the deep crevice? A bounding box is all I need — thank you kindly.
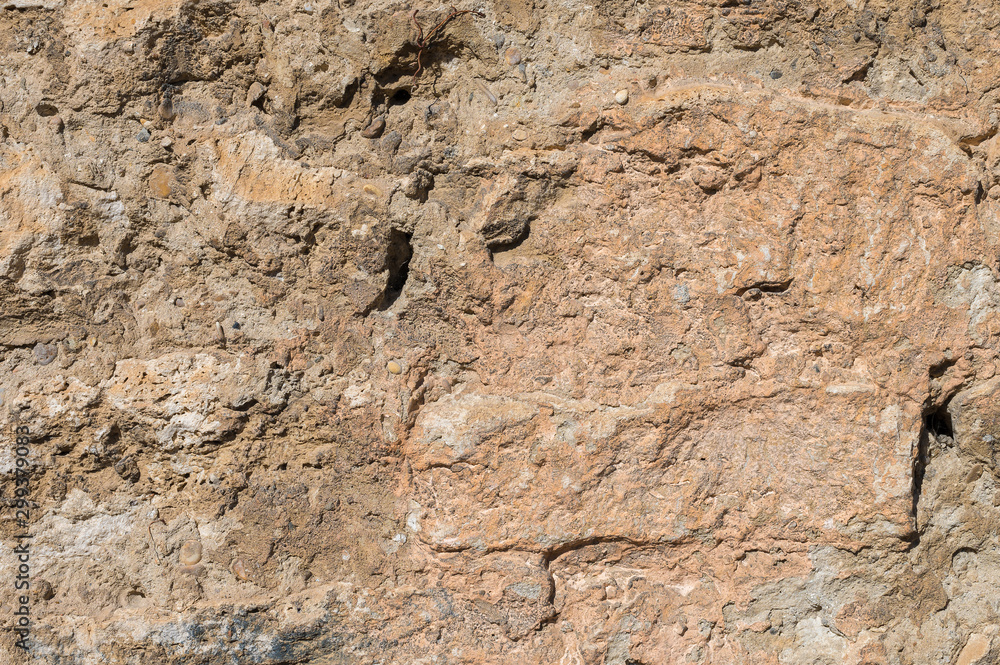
[925,403,953,439]
[542,535,646,563]
[378,230,413,310]
[735,279,793,296]
[912,401,955,543]
[911,418,930,536]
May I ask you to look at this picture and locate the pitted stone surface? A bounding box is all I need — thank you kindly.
[4,0,1000,663]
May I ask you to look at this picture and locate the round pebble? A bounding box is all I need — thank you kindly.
[512,129,528,141]
[387,361,402,375]
[173,297,185,307]
[178,540,202,566]
[505,47,522,66]
[33,343,57,365]
[136,128,151,143]
[615,89,629,105]
[769,70,783,80]
[361,117,385,139]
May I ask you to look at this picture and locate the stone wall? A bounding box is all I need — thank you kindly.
[3,0,1000,662]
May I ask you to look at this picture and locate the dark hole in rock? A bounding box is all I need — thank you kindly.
[929,357,957,378]
[925,405,953,439]
[390,89,412,106]
[912,402,955,538]
[36,103,58,117]
[380,230,413,310]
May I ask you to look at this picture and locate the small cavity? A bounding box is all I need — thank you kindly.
[390,89,411,106]
[379,230,413,310]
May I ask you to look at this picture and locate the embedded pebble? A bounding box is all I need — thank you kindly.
[178,540,203,565]
[214,321,226,342]
[246,82,266,106]
[362,117,385,139]
[363,184,382,197]
[505,47,522,66]
[231,558,250,581]
[512,129,528,141]
[33,343,57,365]
[149,168,172,198]
[387,361,402,375]
[769,70,783,79]
[137,128,151,142]
[160,137,172,148]
[174,297,185,307]
[615,89,629,105]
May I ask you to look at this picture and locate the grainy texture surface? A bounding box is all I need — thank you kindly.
[3,0,1000,663]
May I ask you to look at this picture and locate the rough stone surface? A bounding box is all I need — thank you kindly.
[3,0,1000,663]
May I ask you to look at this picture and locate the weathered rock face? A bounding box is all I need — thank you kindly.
[3,0,1000,662]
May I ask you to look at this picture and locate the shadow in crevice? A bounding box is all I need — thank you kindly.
[911,401,955,546]
[378,229,413,310]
